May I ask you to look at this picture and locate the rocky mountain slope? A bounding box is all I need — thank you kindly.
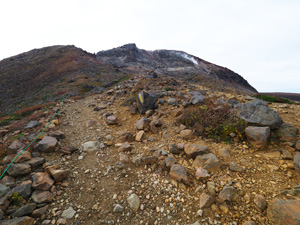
[0,45,124,115]
[97,44,257,94]
[0,75,300,225]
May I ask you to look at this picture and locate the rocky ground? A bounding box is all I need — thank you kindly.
[1,75,300,225]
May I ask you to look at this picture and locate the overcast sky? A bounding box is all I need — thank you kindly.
[1,0,300,93]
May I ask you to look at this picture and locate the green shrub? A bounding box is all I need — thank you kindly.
[255,94,293,104]
[9,192,23,205]
[179,99,247,142]
[163,87,175,91]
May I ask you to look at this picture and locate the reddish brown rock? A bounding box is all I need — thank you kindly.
[31,204,49,218]
[171,108,182,117]
[267,198,300,225]
[218,186,237,202]
[0,196,10,210]
[32,172,54,191]
[14,151,31,163]
[60,145,77,155]
[48,169,69,182]
[170,164,188,184]
[106,115,118,125]
[86,120,97,128]
[48,130,66,140]
[8,140,25,154]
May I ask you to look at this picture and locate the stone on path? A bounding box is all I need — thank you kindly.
[127,194,140,212]
[218,186,237,202]
[170,164,188,184]
[61,206,76,219]
[294,154,300,172]
[113,204,124,213]
[193,153,220,171]
[82,141,99,151]
[136,91,158,115]
[135,117,150,130]
[275,123,298,142]
[184,143,209,159]
[199,193,214,208]
[254,194,267,211]
[136,131,145,142]
[180,129,193,139]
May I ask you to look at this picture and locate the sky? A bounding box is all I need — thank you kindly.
[1,0,300,93]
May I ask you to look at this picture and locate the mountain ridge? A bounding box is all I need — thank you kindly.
[96,43,257,94]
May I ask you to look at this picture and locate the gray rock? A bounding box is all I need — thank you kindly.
[207,181,216,197]
[12,203,36,218]
[0,176,15,187]
[219,186,237,202]
[26,157,46,169]
[294,154,300,172]
[296,140,300,151]
[170,164,188,184]
[136,91,158,115]
[127,194,140,212]
[0,209,3,220]
[7,163,31,177]
[0,184,10,198]
[135,117,150,130]
[0,196,10,210]
[191,95,205,105]
[62,206,76,219]
[167,97,178,105]
[7,180,32,199]
[106,115,118,125]
[245,126,270,149]
[275,123,298,142]
[169,144,180,154]
[113,204,124,213]
[229,162,244,172]
[237,99,283,129]
[193,153,220,171]
[82,141,99,151]
[35,136,58,152]
[25,120,40,129]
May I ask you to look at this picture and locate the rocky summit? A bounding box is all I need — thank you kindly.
[0,45,300,225]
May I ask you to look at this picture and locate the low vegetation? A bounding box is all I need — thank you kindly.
[255,94,293,104]
[179,99,247,142]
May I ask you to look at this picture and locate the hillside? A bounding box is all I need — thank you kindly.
[0,45,125,116]
[97,44,257,94]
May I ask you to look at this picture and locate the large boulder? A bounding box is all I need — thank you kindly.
[237,99,283,129]
[245,126,270,149]
[136,92,158,115]
[267,198,300,225]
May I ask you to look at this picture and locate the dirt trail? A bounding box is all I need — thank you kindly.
[41,84,300,225]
